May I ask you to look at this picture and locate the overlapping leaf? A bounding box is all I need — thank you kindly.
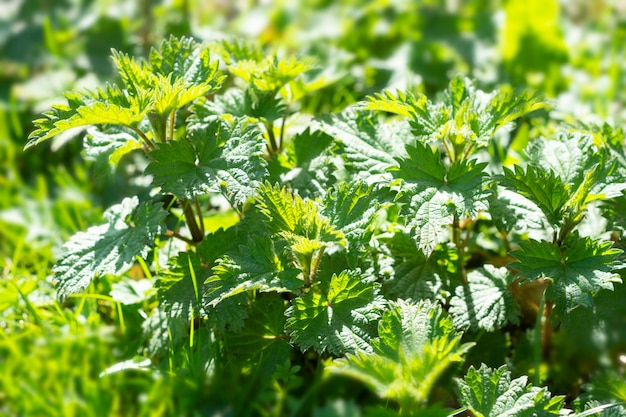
[53,197,167,301]
[155,252,212,319]
[223,293,292,378]
[380,232,450,302]
[392,140,490,254]
[450,265,521,332]
[509,237,623,312]
[145,117,267,204]
[363,76,543,159]
[456,364,566,417]
[315,109,410,180]
[285,270,385,355]
[322,181,392,264]
[327,300,473,406]
[205,234,300,308]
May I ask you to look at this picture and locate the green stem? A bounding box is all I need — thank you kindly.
[309,246,326,286]
[131,126,156,150]
[278,113,287,150]
[266,120,278,156]
[182,199,204,243]
[451,214,466,283]
[168,111,176,141]
[533,287,547,386]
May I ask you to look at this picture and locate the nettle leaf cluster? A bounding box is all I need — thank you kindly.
[26,36,626,415]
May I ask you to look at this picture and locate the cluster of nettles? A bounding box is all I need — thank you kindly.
[27,36,626,415]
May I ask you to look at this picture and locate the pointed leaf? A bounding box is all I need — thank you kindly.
[450,265,521,332]
[145,117,267,204]
[328,300,473,405]
[285,270,385,355]
[315,109,410,180]
[53,197,167,301]
[510,237,623,312]
[205,234,301,307]
[456,364,566,417]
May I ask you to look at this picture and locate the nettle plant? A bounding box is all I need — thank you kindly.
[27,36,626,415]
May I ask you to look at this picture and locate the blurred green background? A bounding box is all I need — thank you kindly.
[1,0,626,415]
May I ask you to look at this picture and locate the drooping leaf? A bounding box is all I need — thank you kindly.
[285,270,385,355]
[26,94,147,149]
[455,364,566,417]
[145,117,268,204]
[327,299,473,406]
[509,237,623,313]
[449,265,521,332]
[52,197,167,301]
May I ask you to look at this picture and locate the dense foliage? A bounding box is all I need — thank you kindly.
[3,1,626,416]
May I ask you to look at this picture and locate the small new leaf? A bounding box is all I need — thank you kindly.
[328,300,473,406]
[53,197,167,301]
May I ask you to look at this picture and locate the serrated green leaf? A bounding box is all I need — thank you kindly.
[488,188,548,235]
[150,35,223,87]
[83,125,140,164]
[229,55,316,93]
[223,293,292,378]
[285,270,385,355]
[381,232,449,302]
[151,74,212,117]
[156,252,212,319]
[315,109,410,180]
[145,117,268,204]
[142,308,190,358]
[509,237,623,312]
[455,364,566,417]
[392,141,490,255]
[450,265,521,332]
[525,133,586,184]
[52,197,167,301]
[257,183,345,244]
[500,165,569,227]
[362,89,422,118]
[281,128,336,198]
[365,77,542,161]
[27,98,146,149]
[111,49,156,95]
[205,234,301,307]
[322,181,392,264]
[328,300,473,406]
